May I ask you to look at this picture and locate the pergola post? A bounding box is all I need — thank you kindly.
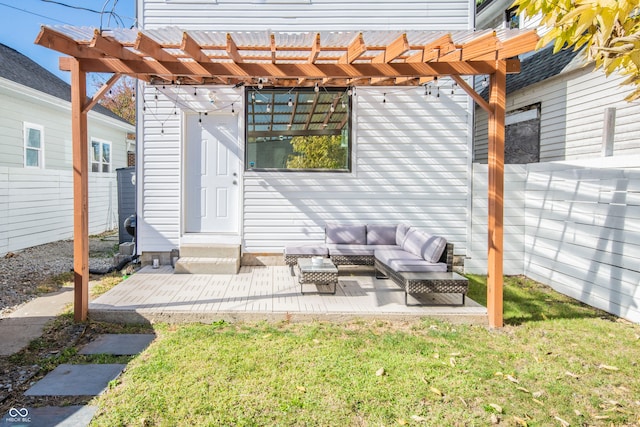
[70,58,89,322]
[487,60,507,328]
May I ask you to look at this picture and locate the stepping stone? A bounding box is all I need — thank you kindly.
[0,405,97,427]
[79,334,155,355]
[24,364,125,396]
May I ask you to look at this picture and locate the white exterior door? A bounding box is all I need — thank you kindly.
[185,114,240,234]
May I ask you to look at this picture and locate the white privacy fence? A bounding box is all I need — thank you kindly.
[0,167,118,256]
[467,156,640,323]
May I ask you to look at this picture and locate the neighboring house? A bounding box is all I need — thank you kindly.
[135,0,478,271]
[467,0,640,322]
[0,43,135,256]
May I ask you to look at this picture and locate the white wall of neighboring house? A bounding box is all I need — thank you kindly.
[136,0,476,255]
[0,77,133,255]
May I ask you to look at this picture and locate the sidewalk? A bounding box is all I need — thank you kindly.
[0,288,75,356]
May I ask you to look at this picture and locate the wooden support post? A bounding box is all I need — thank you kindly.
[487,61,506,328]
[70,59,89,322]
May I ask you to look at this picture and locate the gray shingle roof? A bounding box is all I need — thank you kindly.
[0,43,131,124]
[480,45,583,99]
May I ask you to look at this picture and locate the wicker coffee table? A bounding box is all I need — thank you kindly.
[297,258,338,295]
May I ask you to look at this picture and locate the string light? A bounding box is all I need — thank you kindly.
[257,78,264,90]
[288,97,293,107]
[251,92,256,101]
[451,82,457,95]
[198,112,202,123]
[266,103,271,113]
[231,103,235,114]
[383,93,386,103]
[481,76,489,87]
[193,87,197,96]
[330,104,335,113]
[314,82,319,93]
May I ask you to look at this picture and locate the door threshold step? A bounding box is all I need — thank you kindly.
[174,257,240,274]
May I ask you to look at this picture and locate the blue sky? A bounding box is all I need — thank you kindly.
[0,0,135,83]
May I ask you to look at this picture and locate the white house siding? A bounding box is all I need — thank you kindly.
[466,156,640,323]
[140,0,471,31]
[137,0,474,254]
[243,87,470,253]
[0,79,132,255]
[474,65,640,163]
[465,163,526,275]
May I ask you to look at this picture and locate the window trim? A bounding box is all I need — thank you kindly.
[23,122,44,169]
[244,87,352,173]
[90,138,113,173]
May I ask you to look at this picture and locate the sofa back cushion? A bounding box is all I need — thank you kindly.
[396,223,411,246]
[366,224,397,245]
[325,223,367,245]
[401,229,447,263]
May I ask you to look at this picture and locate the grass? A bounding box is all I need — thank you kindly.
[88,276,640,427]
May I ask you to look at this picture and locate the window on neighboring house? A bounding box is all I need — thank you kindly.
[506,6,519,29]
[91,139,112,172]
[24,123,44,168]
[505,103,540,164]
[245,87,351,172]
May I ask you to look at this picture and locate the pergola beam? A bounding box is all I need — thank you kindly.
[70,59,89,323]
[487,60,507,328]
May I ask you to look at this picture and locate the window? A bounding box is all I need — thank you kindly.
[505,104,540,164]
[245,87,351,171]
[91,139,112,172]
[24,123,44,168]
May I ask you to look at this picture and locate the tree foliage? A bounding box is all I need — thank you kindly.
[286,135,347,169]
[513,0,640,100]
[94,75,136,124]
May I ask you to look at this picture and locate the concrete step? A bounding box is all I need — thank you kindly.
[174,257,240,274]
[179,243,240,258]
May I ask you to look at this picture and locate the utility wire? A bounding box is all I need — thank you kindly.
[0,1,73,25]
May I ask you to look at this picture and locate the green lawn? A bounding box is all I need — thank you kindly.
[90,276,640,426]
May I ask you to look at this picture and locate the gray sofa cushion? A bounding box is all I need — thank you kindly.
[325,223,367,245]
[284,245,329,256]
[401,229,447,263]
[327,244,397,256]
[396,223,411,246]
[327,244,374,256]
[366,224,397,245]
[374,249,447,273]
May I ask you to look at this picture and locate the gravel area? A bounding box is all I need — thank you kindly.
[0,234,120,318]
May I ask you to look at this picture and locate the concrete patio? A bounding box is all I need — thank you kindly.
[89,265,487,324]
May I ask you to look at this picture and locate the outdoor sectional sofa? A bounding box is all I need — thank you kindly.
[284,223,467,304]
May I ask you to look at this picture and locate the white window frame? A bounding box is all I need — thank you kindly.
[90,138,113,173]
[24,122,44,168]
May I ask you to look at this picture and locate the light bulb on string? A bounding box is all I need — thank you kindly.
[383,93,386,104]
[231,103,235,114]
[330,104,335,113]
[251,92,256,101]
[482,76,489,87]
[266,103,271,113]
[451,82,457,95]
[257,78,264,90]
[314,82,319,93]
[288,97,293,107]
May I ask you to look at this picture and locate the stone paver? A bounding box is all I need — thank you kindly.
[79,334,155,355]
[24,364,125,396]
[0,405,97,427]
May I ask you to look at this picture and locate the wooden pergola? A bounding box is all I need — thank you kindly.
[35,25,538,328]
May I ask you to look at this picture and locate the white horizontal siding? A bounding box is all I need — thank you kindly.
[141,0,471,30]
[0,167,121,256]
[241,86,470,253]
[475,65,640,163]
